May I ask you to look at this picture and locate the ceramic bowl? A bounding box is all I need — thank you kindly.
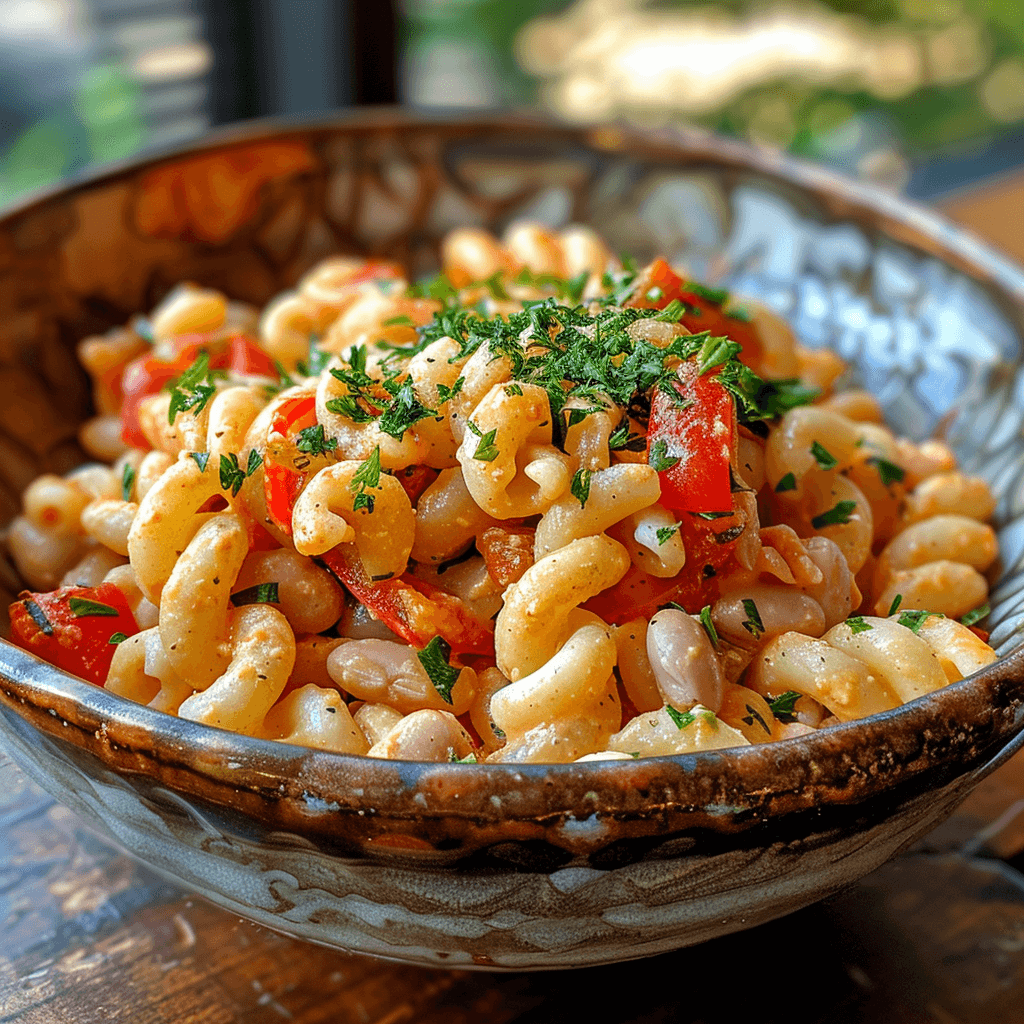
[1,111,1024,971]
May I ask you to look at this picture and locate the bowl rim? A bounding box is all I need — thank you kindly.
[2,109,1024,830]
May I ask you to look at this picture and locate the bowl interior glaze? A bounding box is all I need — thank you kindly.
[1,111,1024,969]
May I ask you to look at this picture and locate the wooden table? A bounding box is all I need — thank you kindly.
[3,177,1024,1024]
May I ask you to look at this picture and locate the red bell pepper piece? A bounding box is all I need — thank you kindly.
[9,583,140,685]
[263,393,319,535]
[319,547,494,657]
[119,332,277,448]
[625,258,764,368]
[648,360,735,515]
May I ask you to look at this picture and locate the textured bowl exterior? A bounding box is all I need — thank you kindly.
[1,111,1024,969]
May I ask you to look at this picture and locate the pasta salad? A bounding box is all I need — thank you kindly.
[6,223,1001,762]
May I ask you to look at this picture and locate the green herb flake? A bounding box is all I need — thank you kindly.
[656,521,682,546]
[108,631,128,645]
[898,609,941,634]
[121,464,136,502]
[699,604,719,648]
[349,446,382,514]
[649,438,680,472]
[417,635,461,705]
[450,751,478,764]
[219,454,247,497]
[246,449,263,476]
[383,314,415,327]
[295,424,338,457]
[570,468,592,508]
[775,472,797,493]
[230,582,281,607]
[665,704,697,730]
[467,421,500,462]
[810,441,837,470]
[609,420,646,452]
[888,594,903,617]
[811,500,857,529]
[846,616,873,634]
[697,335,742,375]
[961,603,991,627]
[768,690,801,723]
[867,456,906,487]
[741,598,764,639]
[68,597,119,618]
[694,510,734,520]
[190,451,210,473]
[437,376,466,404]
[654,299,685,323]
[687,282,730,305]
[167,351,220,424]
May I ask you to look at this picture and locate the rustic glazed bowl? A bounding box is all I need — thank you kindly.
[1,111,1024,971]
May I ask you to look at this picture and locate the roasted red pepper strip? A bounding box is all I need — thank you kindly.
[9,583,139,685]
[263,393,319,535]
[319,547,494,657]
[625,258,764,370]
[648,360,735,515]
[119,332,277,448]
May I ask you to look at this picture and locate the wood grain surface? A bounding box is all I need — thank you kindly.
[2,174,1024,1024]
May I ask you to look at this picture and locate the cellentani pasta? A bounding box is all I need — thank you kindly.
[6,222,1001,762]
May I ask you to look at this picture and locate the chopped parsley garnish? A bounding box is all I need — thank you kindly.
[656,521,682,545]
[961,603,991,627]
[121,464,136,503]
[845,616,873,634]
[687,282,730,305]
[768,691,801,723]
[349,447,382,513]
[867,456,906,487]
[654,299,685,322]
[694,510,734,520]
[377,380,437,440]
[108,632,128,645]
[775,472,797,493]
[811,500,857,529]
[67,597,119,618]
[697,336,742,375]
[502,382,523,397]
[450,751,478,763]
[570,468,592,508]
[438,377,466,403]
[383,314,415,327]
[306,341,331,377]
[810,441,837,470]
[219,453,247,497]
[416,635,461,704]
[609,420,646,452]
[699,605,719,648]
[246,449,263,476]
[665,704,696,730]
[649,439,680,472]
[741,598,764,639]
[189,451,210,473]
[167,351,221,424]
[466,421,500,462]
[230,583,280,607]
[888,594,903,616]
[898,609,941,634]
[295,424,338,457]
